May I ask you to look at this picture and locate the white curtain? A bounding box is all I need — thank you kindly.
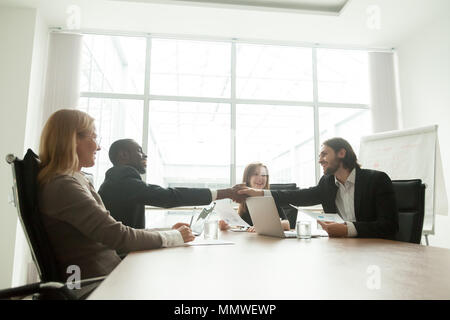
[42,32,83,120]
[12,32,83,287]
[368,52,400,133]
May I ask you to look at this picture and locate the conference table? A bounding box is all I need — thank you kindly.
[89,230,450,300]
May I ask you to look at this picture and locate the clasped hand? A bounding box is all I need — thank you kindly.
[220,184,264,203]
[229,183,249,203]
[230,184,266,203]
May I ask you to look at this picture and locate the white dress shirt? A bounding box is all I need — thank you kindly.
[334,169,358,237]
[263,169,358,237]
[160,189,218,247]
[159,230,185,247]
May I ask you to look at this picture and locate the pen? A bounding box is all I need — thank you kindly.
[189,214,194,227]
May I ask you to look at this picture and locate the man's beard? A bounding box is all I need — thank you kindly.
[133,160,146,174]
[325,158,341,175]
[138,164,146,174]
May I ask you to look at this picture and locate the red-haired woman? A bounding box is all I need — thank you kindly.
[219,162,290,232]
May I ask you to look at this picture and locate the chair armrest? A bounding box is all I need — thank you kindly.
[77,275,107,287]
[0,282,76,300]
[0,276,106,300]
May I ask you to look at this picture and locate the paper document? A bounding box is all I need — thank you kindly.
[185,239,235,246]
[296,204,323,212]
[214,200,250,227]
[290,205,345,223]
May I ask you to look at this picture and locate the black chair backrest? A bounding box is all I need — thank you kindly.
[392,179,425,244]
[269,183,299,229]
[9,149,62,282]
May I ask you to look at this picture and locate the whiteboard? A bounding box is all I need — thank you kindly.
[359,125,447,234]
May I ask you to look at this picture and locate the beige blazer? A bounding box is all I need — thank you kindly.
[38,172,163,281]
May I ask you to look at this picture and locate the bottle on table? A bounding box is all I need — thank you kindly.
[204,208,219,240]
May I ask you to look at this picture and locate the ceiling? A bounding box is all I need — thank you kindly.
[109,0,350,15]
[0,0,449,48]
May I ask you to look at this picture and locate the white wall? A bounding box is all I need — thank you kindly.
[396,16,450,248]
[0,5,49,288]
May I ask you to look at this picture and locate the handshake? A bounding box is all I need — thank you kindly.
[217,184,265,203]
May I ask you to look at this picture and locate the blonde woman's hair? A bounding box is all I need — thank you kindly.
[38,109,95,185]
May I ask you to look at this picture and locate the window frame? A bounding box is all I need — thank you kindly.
[79,32,371,186]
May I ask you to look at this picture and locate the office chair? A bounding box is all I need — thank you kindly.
[392,179,426,244]
[269,183,299,229]
[0,149,105,300]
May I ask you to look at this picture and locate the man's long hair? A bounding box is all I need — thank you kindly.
[323,137,361,171]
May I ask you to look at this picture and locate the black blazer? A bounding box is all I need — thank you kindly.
[98,165,212,229]
[270,168,398,239]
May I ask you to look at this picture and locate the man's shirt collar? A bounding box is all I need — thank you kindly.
[335,168,356,188]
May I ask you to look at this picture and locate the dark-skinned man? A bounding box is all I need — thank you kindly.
[98,139,244,247]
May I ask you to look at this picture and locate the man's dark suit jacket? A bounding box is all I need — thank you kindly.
[270,167,398,239]
[98,165,212,229]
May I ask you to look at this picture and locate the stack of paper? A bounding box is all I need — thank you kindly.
[290,205,345,224]
[214,200,250,228]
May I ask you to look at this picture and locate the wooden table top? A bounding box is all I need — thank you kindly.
[89,231,450,300]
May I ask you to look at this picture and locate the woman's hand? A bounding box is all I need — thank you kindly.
[176,225,195,243]
[281,220,291,231]
[219,219,230,230]
[247,226,256,233]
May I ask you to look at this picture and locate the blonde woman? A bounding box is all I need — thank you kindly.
[38,109,194,281]
[219,162,290,232]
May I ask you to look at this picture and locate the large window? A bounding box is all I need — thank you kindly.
[236,104,315,187]
[77,97,143,183]
[317,49,369,104]
[236,44,313,101]
[147,100,230,188]
[79,34,371,191]
[81,34,146,94]
[150,39,231,98]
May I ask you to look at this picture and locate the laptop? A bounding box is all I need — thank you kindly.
[246,196,328,238]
